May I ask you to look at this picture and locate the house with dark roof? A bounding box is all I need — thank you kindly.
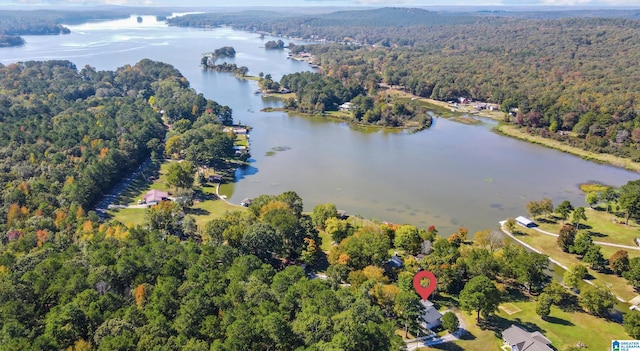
[502,325,553,351]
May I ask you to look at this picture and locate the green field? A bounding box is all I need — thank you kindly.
[514,227,639,302]
[536,208,640,248]
[421,295,627,350]
[107,160,246,229]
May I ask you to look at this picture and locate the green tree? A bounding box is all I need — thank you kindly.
[325,217,351,244]
[619,180,640,225]
[563,264,587,289]
[583,245,606,272]
[241,222,282,261]
[459,275,501,323]
[572,207,588,229]
[570,232,593,257]
[610,250,630,276]
[556,200,574,224]
[579,284,614,317]
[586,192,599,208]
[311,203,338,229]
[393,291,423,338]
[539,198,554,218]
[145,200,183,237]
[624,257,640,289]
[394,224,423,255]
[624,310,640,339]
[601,186,618,213]
[165,161,195,191]
[441,311,459,333]
[526,201,542,219]
[535,293,553,320]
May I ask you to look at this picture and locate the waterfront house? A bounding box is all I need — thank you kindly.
[339,102,352,111]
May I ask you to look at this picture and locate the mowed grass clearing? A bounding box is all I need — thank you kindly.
[420,297,627,351]
[515,227,640,301]
[108,161,245,229]
[535,208,640,248]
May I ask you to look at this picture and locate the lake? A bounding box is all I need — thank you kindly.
[2,15,638,234]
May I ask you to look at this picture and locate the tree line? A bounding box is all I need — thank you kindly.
[0,10,137,47]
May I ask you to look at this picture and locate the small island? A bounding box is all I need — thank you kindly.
[264,39,285,49]
[201,46,256,80]
[0,34,25,47]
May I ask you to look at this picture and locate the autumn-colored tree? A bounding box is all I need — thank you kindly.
[7,203,27,225]
[36,229,48,247]
[363,265,389,284]
[259,200,290,219]
[54,209,68,229]
[300,237,320,267]
[610,250,630,276]
[133,284,150,309]
[66,339,92,351]
[557,224,576,252]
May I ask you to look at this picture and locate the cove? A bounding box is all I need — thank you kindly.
[2,15,638,234]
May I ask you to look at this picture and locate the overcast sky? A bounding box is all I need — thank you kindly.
[2,0,639,7]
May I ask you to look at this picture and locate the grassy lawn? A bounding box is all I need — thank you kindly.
[108,159,247,229]
[535,208,640,248]
[515,227,640,301]
[421,293,628,351]
[234,133,249,148]
[109,207,147,227]
[492,299,626,350]
[419,308,501,351]
[497,124,640,172]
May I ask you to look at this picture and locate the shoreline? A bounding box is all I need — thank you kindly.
[383,87,640,174]
[496,124,640,174]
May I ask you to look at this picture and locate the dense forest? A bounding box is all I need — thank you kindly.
[0,59,237,231]
[171,7,640,160]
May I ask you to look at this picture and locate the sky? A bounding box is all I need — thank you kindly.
[2,0,639,7]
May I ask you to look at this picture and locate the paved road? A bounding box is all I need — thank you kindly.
[94,158,152,219]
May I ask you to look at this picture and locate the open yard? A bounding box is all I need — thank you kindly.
[420,293,627,351]
[515,227,640,302]
[107,160,245,229]
[535,208,640,248]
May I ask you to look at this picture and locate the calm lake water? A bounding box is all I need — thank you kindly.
[2,15,638,234]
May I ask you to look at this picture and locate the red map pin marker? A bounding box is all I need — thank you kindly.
[413,270,437,301]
